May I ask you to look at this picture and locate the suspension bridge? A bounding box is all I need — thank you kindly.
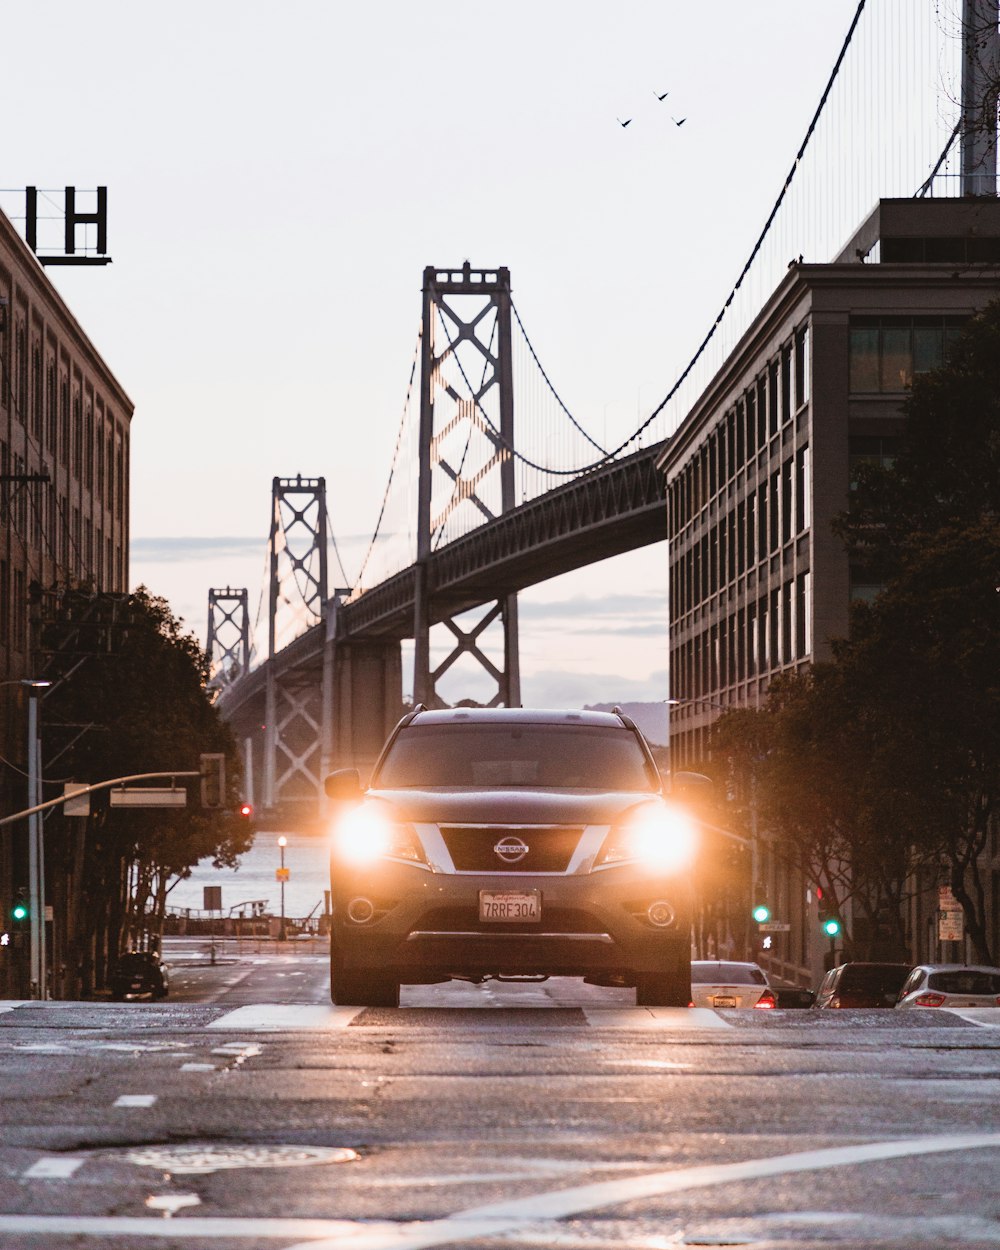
[205,0,999,825]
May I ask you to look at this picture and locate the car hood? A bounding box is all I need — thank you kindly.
[364,788,662,826]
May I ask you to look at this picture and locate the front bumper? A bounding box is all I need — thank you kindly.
[330,857,691,981]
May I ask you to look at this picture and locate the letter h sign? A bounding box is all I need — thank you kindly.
[24,186,112,267]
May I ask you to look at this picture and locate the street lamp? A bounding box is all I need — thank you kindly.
[278,836,287,941]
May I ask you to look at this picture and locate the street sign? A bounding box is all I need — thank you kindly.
[109,788,187,808]
[758,921,791,932]
[938,909,964,942]
[203,887,222,911]
[63,782,90,818]
[275,867,290,882]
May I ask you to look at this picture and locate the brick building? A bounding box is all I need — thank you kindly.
[0,204,133,995]
[657,198,1000,983]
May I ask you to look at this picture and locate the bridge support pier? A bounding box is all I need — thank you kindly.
[327,632,403,780]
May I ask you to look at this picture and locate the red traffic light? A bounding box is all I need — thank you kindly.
[239,802,253,819]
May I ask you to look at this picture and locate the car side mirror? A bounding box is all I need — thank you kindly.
[324,768,363,801]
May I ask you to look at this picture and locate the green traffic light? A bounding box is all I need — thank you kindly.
[752,904,771,924]
[11,902,28,922]
[821,917,841,937]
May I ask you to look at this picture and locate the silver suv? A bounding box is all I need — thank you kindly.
[325,706,696,1007]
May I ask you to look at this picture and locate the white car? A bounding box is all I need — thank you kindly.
[690,960,776,1009]
[895,964,1000,1010]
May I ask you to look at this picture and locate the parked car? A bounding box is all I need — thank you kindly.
[771,981,816,1009]
[814,961,911,1008]
[325,706,697,1008]
[895,964,1000,1010]
[690,960,776,1009]
[111,950,169,1001]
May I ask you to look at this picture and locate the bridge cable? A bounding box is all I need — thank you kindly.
[431,4,869,481]
[599,0,871,460]
[352,329,422,590]
[510,299,608,456]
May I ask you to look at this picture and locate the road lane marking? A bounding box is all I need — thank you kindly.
[180,1062,217,1071]
[207,1004,364,1031]
[947,1007,1000,1027]
[289,1132,1000,1250]
[113,1094,157,1108]
[4,1134,999,1245]
[0,1001,30,1014]
[23,1157,84,1179]
[145,1194,201,1216]
[583,1006,731,1029]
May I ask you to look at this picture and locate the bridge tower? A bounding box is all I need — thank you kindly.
[206,587,249,687]
[264,476,330,815]
[961,0,1000,196]
[414,264,520,709]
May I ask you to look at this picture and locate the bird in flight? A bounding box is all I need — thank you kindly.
[673,116,687,126]
[617,116,632,127]
[654,89,669,101]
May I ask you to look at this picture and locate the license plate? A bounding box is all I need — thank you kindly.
[130,981,143,990]
[712,995,737,1008]
[479,890,540,922]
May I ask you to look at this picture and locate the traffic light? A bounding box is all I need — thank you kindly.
[821,914,842,938]
[752,902,771,924]
[238,801,253,819]
[200,753,226,809]
[10,888,28,924]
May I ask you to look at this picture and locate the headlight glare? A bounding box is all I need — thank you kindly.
[332,806,426,867]
[595,804,698,872]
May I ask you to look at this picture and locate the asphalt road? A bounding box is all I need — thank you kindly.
[1,940,999,1249]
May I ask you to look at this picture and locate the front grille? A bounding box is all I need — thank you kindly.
[440,825,583,873]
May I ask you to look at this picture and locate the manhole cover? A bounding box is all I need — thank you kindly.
[128,1144,358,1174]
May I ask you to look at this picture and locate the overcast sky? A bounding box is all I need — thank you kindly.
[2,1,863,706]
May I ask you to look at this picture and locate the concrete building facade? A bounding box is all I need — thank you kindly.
[657,198,1000,984]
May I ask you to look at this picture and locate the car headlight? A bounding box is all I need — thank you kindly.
[331,804,428,868]
[594,803,698,873]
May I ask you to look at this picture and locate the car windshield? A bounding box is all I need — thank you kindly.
[928,969,1000,995]
[841,965,910,993]
[691,963,767,985]
[374,724,658,790]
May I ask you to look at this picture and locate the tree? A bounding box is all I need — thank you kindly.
[43,588,250,997]
[832,299,1000,961]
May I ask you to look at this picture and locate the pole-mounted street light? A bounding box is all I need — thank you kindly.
[278,835,287,941]
[1,678,52,999]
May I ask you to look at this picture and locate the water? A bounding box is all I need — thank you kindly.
[166,830,329,919]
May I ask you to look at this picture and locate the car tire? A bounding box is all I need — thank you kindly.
[330,944,399,1007]
[635,960,691,1007]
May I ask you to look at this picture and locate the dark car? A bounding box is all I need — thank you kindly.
[771,981,817,1009]
[111,951,169,1001]
[325,706,697,1008]
[814,961,911,1008]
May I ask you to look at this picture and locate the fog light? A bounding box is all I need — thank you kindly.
[346,897,375,924]
[647,900,675,928]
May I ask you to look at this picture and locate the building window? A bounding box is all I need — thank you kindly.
[849,436,897,493]
[13,568,26,652]
[795,572,809,657]
[72,391,83,480]
[795,325,810,408]
[59,377,69,466]
[849,317,965,393]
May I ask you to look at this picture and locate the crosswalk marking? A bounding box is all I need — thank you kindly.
[23,1157,84,1179]
[114,1094,157,1108]
[583,1006,732,1029]
[207,1004,363,1031]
